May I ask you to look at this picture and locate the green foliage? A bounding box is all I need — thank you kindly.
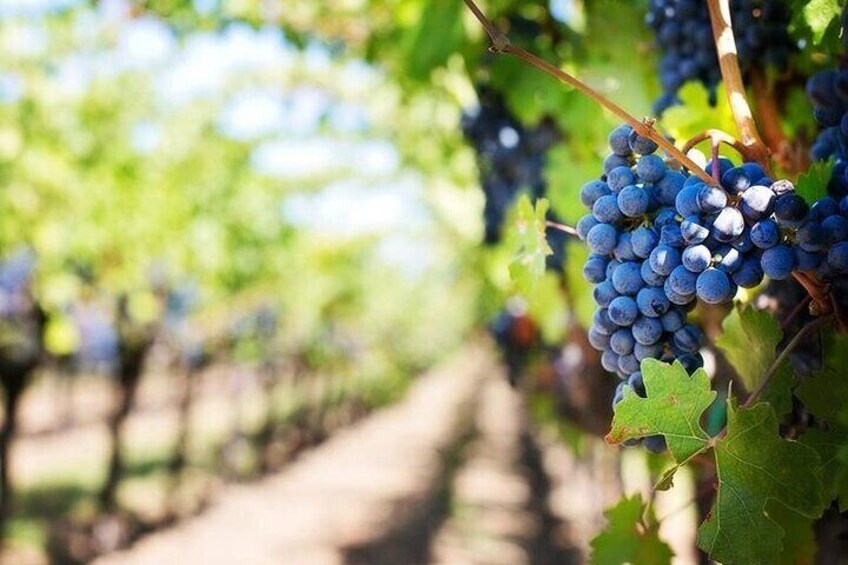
[795,159,835,206]
[698,401,824,565]
[606,359,715,463]
[792,0,843,45]
[506,195,552,293]
[715,305,793,415]
[402,0,465,81]
[661,83,737,148]
[589,494,673,565]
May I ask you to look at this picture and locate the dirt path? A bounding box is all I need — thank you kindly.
[95,345,494,565]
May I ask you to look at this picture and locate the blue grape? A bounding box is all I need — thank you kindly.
[633,316,663,345]
[673,324,703,352]
[761,244,795,280]
[822,214,848,243]
[681,215,710,244]
[721,167,752,194]
[682,244,712,273]
[643,435,667,453]
[607,166,636,192]
[618,353,640,374]
[587,223,617,255]
[697,185,727,214]
[612,261,645,295]
[660,308,685,333]
[660,224,685,247]
[750,219,780,249]
[606,258,622,280]
[576,214,599,240]
[634,342,663,362]
[714,246,742,273]
[677,352,704,374]
[641,259,667,286]
[664,278,695,305]
[696,267,733,304]
[676,184,702,217]
[594,308,618,335]
[637,286,670,317]
[649,244,682,275]
[609,124,633,156]
[618,185,650,217]
[593,280,619,308]
[583,254,611,283]
[614,232,638,261]
[581,180,611,207]
[604,154,631,174]
[608,296,639,326]
[796,222,827,252]
[627,371,646,396]
[740,185,776,220]
[632,227,659,258]
[710,207,745,242]
[655,171,685,206]
[588,326,611,350]
[610,328,636,355]
[602,349,620,373]
[794,248,822,272]
[809,196,839,221]
[628,130,658,154]
[732,256,764,288]
[636,154,666,183]
[593,194,623,223]
[828,241,848,272]
[669,264,698,295]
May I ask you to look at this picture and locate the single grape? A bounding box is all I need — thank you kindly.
[641,259,667,286]
[587,223,618,255]
[632,227,659,258]
[682,244,712,273]
[681,215,710,244]
[697,185,728,214]
[610,328,636,355]
[676,184,702,217]
[602,349,620,373]
[796,222,828,252]
[750,219,780,249]
[628,130,658,154]
[618,353,641,374]
[604,154,632,174]
[583,254,611,283]
[649,244,682,275]
[673,324,703,352]
[794,248,823,272]
[637,286,671,317]
[593,280,619,307]
[593,194,623,224]
[618,185,650,217]
[608,295,639,326]
[740,185,776,220]
[637,154,667,183]
[655,170,685,206]
[576,214,599,240]
[588,326,612,350]
[761,244,796,280]
[710,207,745,242]
[732,255,764,288]
[714,245,743,273]
[633,316,663,345]
[593,308,618,335]
[660,308,685,333]
[660,224,686,247]
[669,264,698,295]
[580,179,611,207]
[828,241,848,273]
[608,124,634,156]
[607,166,636,192]
[634,342,663,362]
[822,214,848,243]
[696,267,733,304]
[612,261,645,295]
[614,232,638,261]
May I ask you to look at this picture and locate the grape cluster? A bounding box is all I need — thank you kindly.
[578,124,706,451]
[461,86,567,270]
[807,69,848,197]
[647,0,794,115]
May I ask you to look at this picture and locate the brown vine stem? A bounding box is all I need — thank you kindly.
[750,69,802,174]
[706,0,771,172]
[742,314,834,409]
[545,220,579,238]
[462,0,715,185]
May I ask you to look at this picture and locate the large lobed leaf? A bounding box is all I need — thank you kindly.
[589,494,673,565]
[606,359,715,463]
[698,401,824,565]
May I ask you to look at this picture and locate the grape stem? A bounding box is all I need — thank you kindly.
[750,69,803,174]
[545,220,579,238]
[742,313,834,409]
[780,294,812,332]
[705,0,771,171]
[681,129,748,163]
[461,0,715,185]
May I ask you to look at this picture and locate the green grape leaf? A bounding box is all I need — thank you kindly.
[715,305,790,409]
[507,195,552,293]
[606,359,715,463]
[661,83,736,149]
[764,502,818,565]
[795,159,834,207]
[697,401,825,565]
[402,0,464,81]
[589,494,673,565]
[801,0,842,44]
[796,366,848,425]
[800,428,848,512]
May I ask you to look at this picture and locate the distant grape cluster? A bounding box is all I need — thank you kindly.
[461,86,567,270]
[807,69,848,197]
[648,0,794,114]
